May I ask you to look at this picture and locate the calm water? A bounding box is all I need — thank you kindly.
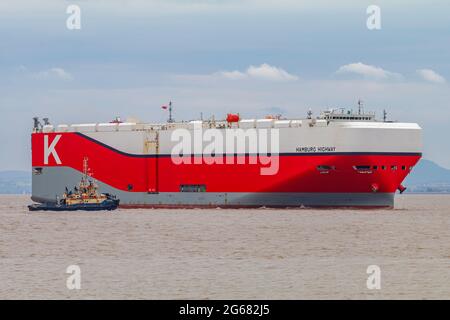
[0,194,449,299]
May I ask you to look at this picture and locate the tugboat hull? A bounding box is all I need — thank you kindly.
[28,199,119,212]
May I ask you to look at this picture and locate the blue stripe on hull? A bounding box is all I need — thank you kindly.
[74,132,421,158]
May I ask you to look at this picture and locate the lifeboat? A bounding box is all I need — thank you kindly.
[226,113,240,123]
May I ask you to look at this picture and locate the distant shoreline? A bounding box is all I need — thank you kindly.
[404,192,450,195]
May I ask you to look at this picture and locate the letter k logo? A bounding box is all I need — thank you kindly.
[44,135,62,165]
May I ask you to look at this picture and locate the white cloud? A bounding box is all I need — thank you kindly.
[336,62,402,80]
[217,63,298,82]
[416,69,446,84]
[33,68,73,81]
[14,66,74,82]
[220,70,247,80]
[247,63,299,81]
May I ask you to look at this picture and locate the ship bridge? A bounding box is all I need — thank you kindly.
[319,109,376,122]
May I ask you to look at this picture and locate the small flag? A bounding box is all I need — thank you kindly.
[161,105,168,110]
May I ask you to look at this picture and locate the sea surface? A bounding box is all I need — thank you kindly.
[0,194,449,299]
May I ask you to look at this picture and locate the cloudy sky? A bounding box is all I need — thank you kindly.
[1,0,450,170]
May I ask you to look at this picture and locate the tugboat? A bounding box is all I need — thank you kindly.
[28,157,119,211]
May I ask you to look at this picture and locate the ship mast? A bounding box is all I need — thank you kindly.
[80,156,91,190]
[168,101,174,123]
[358,99,364,115]
[83,157,89,180]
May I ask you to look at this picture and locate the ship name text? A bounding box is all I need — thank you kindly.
[296,146,336,153]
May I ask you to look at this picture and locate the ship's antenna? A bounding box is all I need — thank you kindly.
[383,109,387,122]
[357,99,363,115]
[307,108,313,119]
[168,101,174,123]
[33,117,42,132]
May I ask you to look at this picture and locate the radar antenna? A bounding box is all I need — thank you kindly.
[307,109,313,119]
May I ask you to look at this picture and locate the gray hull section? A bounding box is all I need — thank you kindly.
[32,167,395,208]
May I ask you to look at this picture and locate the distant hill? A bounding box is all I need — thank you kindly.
[404,159,450,184]
[0,171,31,194]
[0,159,449,194]
[404,159,450,193]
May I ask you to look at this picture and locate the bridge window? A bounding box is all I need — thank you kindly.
[391,165,397,171]
[402,165,406,170]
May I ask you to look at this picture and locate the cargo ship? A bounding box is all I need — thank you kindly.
[30,104,422,208]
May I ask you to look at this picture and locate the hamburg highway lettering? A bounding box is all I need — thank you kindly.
[296,146,336,153]
[170,122,279,175]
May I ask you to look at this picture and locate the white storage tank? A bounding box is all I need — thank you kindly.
[71,124,97,132]
[256,119,274,128]
[56,124,69,132]
[273,120,290,128]
[239,119,256,129]
[290,120,302,127]
[188,121,203,130]
[97,123,118,132]
[118,123,136,131]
